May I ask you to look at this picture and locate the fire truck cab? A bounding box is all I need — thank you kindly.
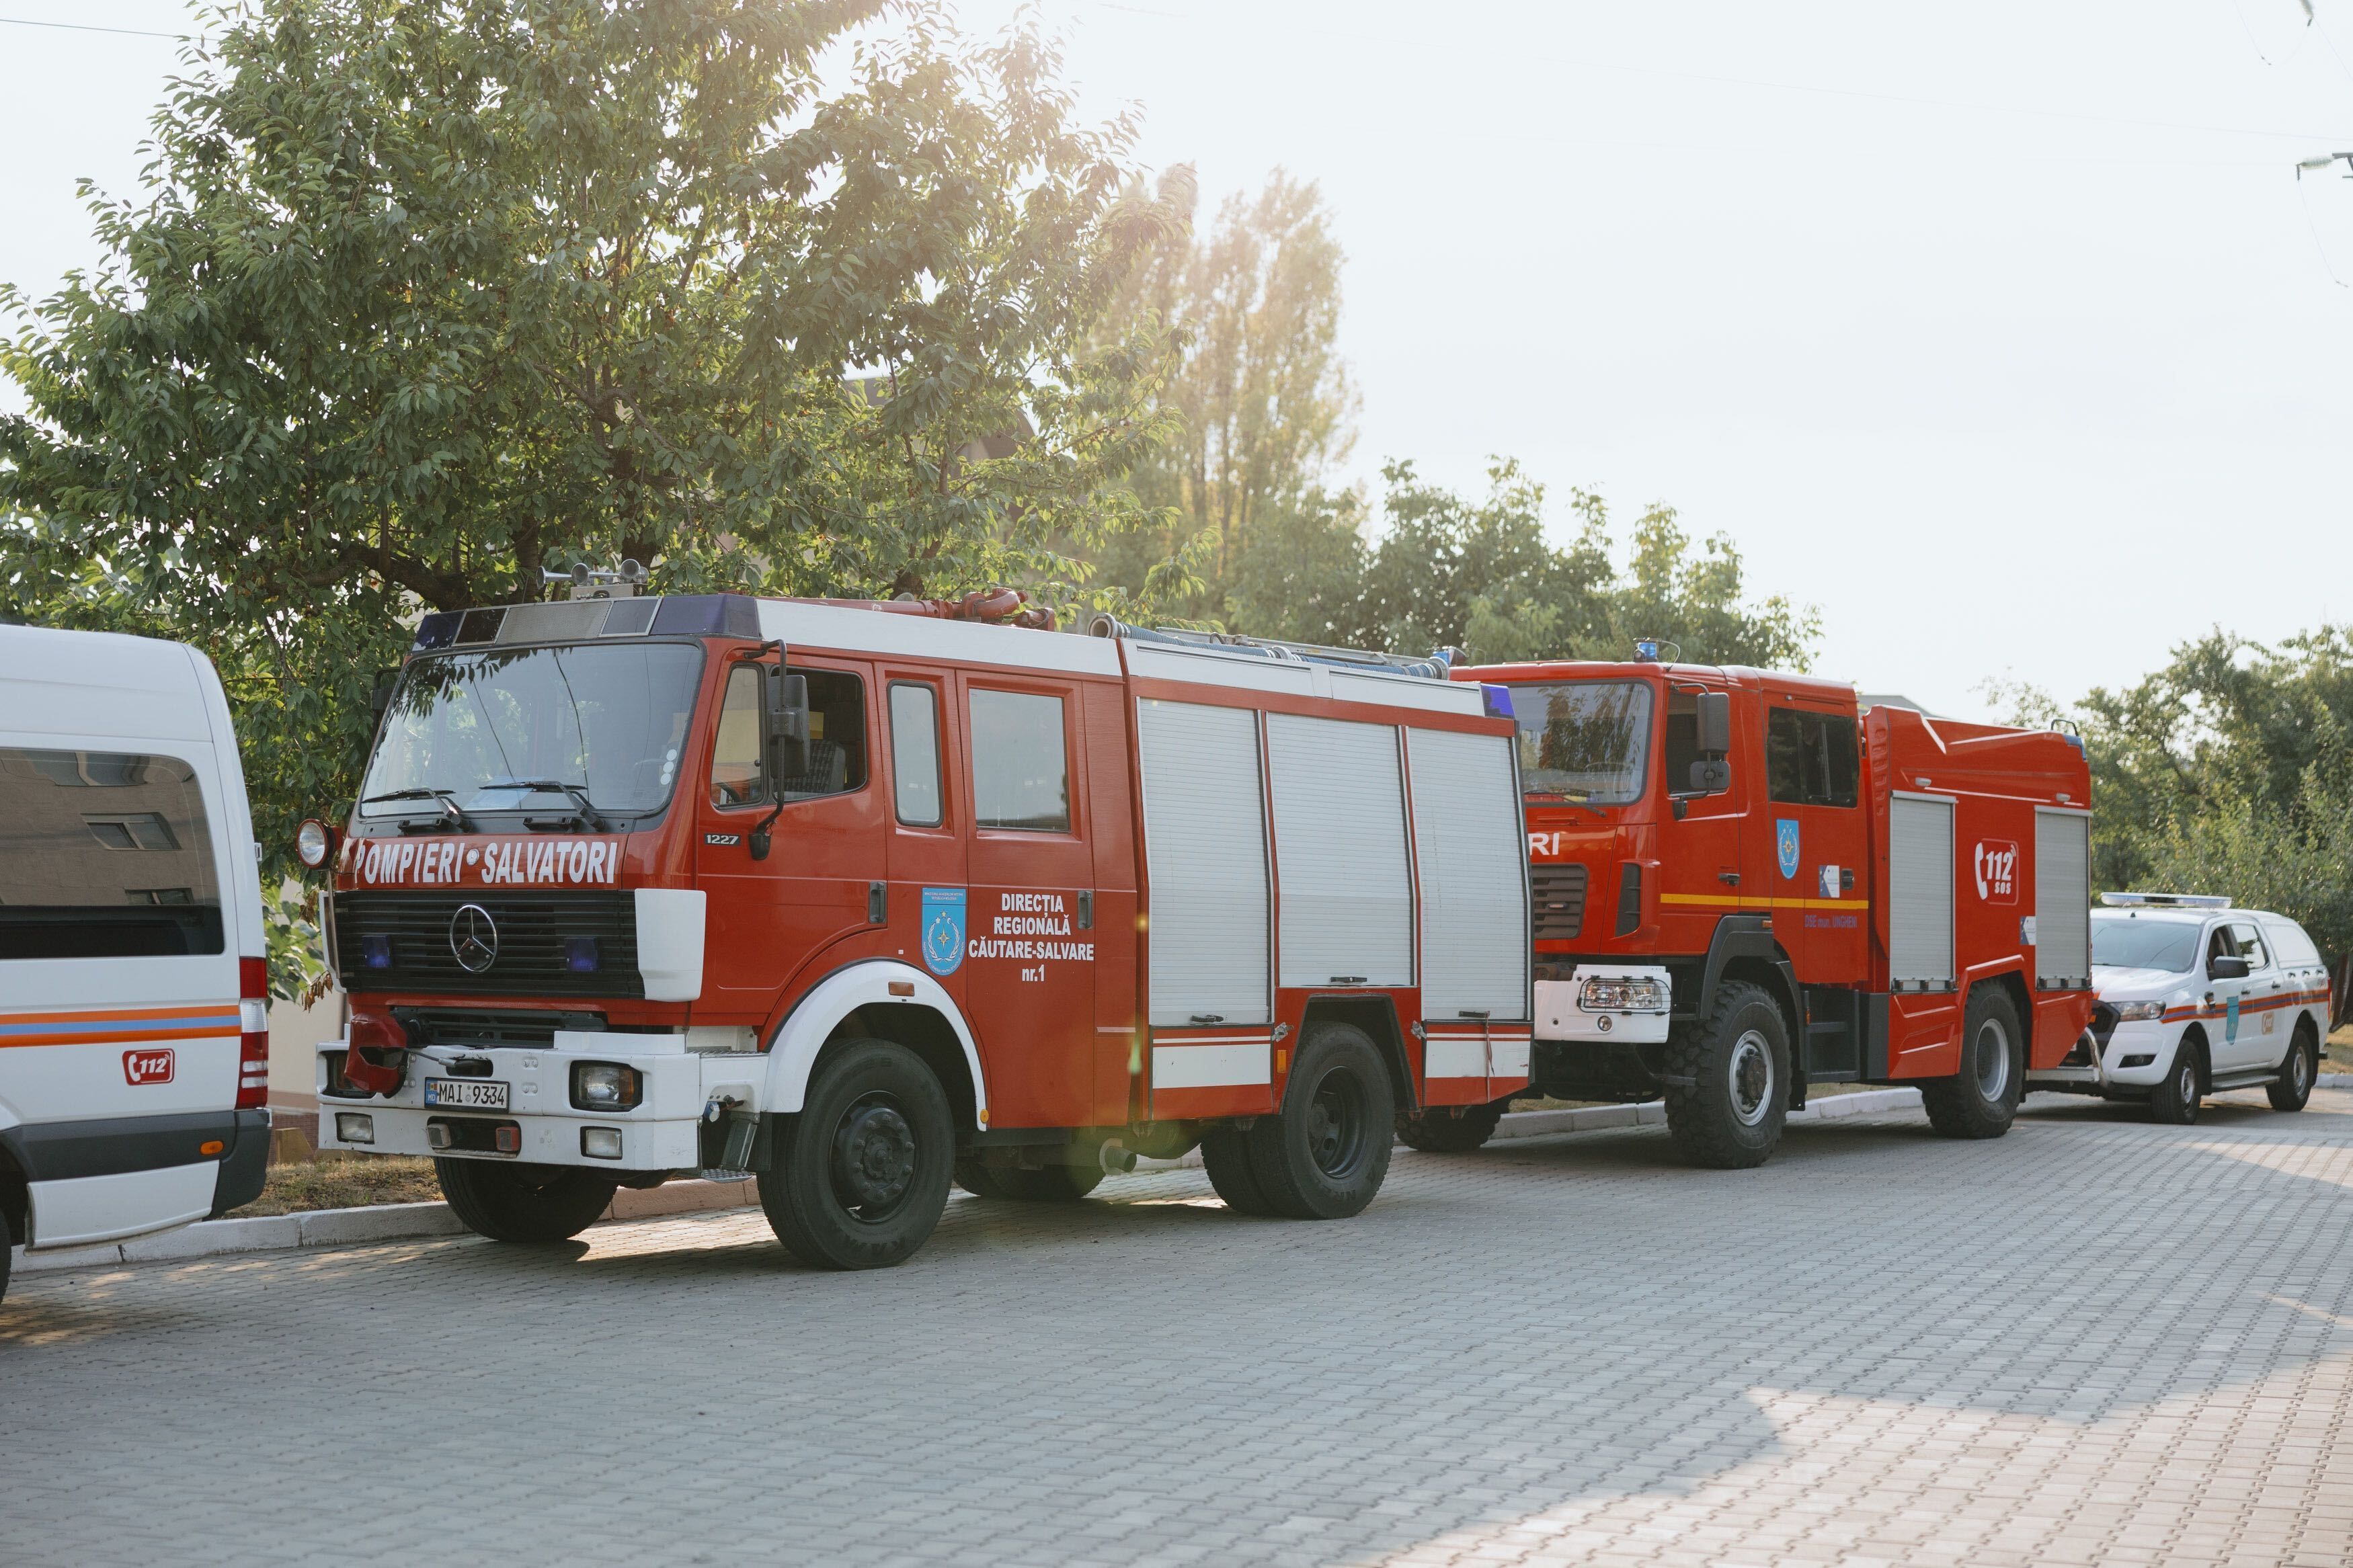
[311,593,1533,1268]
[1445,654,2096,1167]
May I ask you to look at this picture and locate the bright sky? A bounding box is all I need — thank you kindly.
[5,1,2350,717]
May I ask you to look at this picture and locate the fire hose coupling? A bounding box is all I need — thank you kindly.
[1579,975,1671,1014]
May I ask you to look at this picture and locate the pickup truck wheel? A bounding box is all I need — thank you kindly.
[2268,1024,2319,1112]
[1246,1023,1396,1219]
[434,1159,618,1243]
[1663,981,1788,1169]
[1396,1104,1503,1153]
[2149,1036,2204,1124]
[759,1038,952,1270]
[1921,986,2027,1139]
[955,1161,1104,1201]
[1200,1128,1274,1214]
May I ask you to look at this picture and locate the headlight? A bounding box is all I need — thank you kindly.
[1581,975,1670,1012]
[2111,1001,2166,1022]
[571,1061,643,1112]
[295,817,337,869]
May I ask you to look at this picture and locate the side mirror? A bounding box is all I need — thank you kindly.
[1688,759,1731,794]
[2208,954,2250,981]
[765,668,809,787]
[1695,691,1730,757]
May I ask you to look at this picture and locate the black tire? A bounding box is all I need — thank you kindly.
[1246,1023,1396,1219]
[0,1204,13,1306]
[1921,985,2028,1139]
[2148,1035,2203,1125]
[954,1160,1103,1201]
[1663,980,1789,1169]
[2269,1024,2319,1112]
[758,1038,953,1270]
[1396,1104,1503,1153]
[1199,1128,1275,1214]
[434,1159,618,1243]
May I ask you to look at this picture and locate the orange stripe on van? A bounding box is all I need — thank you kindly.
[0,1003,241,1050]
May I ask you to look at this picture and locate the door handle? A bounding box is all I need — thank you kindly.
[869,881,887,924]
[1718,871,1741,886]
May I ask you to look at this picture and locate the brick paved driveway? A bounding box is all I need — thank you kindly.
[7,1088,2353,1567]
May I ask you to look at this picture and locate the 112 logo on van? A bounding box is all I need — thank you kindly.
[1972,839,2019,904]
[123,1048,175,1085]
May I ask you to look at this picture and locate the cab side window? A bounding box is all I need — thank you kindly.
[889,682,944,827]
[2227,921,2270,971]
[708,665,868,808]
[709,667,768,807]
[2206,925,2239,969]
[1765,707,1859,808]
[969,688,1070,831]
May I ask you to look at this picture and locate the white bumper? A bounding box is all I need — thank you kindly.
[315,1031,762,1173]
[1534,965,1673,1046]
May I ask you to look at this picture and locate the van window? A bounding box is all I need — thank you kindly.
[2266,921,2322,968]
[1765,706,1859,807]
[0,747,224,959]
[709,665,768,807]
[890,683,944,827]
[970,689,1070,831]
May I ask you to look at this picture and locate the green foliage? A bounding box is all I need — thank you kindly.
[1,0,1188,995]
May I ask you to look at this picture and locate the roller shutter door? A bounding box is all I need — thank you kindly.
[1267,714,1414,989]
[1408,728,1529,1020]
[2034,809,2091,989]
[1138,700,1270,1026]
[1888,794,1954,991]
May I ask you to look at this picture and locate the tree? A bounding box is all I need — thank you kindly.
[1,0,1188,992]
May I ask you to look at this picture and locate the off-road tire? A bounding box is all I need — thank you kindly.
[1396,1104,1503,1153]
[434,1159,618,1243]
[1246,1023,1396,1219]
[759,1038,953,1270]
[2269,1024,2319,1112]
[1663,980,1789,1169]
[953,1160,1103,1201]
[2148,1034,2203,1125]
[1200,1128,1274,1214]
[1921,985,2028,1139]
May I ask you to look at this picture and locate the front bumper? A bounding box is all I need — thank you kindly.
[315,1032,762,1173]
[1535,966,1673,1046]
[2027,1018,2176,1091]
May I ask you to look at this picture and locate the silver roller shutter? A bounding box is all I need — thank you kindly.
[1408,728,1530,1020]
[1888,794,1955,990]
[2034,809,2091,989]
[1138,700,1271,1026]
[1267,714,1414,989]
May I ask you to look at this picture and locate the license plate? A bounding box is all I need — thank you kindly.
[424,1078,510,1111]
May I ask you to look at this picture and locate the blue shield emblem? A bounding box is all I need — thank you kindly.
[1776,819,1801,880]
[921,887,967,977]
[2225,993,2240,1042]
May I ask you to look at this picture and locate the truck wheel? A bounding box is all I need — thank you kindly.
[434,1159,618,1243]
[954,1161,1104,1201]
[1663,980,1788,1169]
[759,1038,953,1270]
[1200,1128,1274,1214]
[2268,1024,2319,1112]
[1246,1022,1396,1219]
[2149,1036,2203,1124]
[1921,986,2027,1139]
[1396,1104,1503,1153]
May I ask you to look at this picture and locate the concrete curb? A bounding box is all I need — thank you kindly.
[0,1086,1959,1274]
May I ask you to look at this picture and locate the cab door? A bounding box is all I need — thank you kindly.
[955,673,1097,1129]
[694,657,883,1022]
[1655,683,1743,948]
[1761,694,1868,985]
[877,670,966,1005]
[2210,920,2274,1071]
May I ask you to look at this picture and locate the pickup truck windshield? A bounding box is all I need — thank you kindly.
[361,644,705,823]
[1508,681,1653,804]
[2091,915,2202,975]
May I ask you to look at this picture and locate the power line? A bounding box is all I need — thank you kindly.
[0,14,190,40]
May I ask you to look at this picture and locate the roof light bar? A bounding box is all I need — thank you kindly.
[2098,891,2230,909]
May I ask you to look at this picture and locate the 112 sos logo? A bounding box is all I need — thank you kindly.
[1973,839,2019,905]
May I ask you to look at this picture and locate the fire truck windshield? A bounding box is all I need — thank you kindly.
[1507,680,1653,805]
[359,643,705,825]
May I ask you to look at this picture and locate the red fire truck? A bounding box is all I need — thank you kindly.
[305,592,1533,1267]
[1410,650,2096,1168]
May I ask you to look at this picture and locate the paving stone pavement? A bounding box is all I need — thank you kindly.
[7,1087,2353,1568]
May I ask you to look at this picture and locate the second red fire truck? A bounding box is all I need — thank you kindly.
[306,592,1534,1268]
[1412,647,2097,1167]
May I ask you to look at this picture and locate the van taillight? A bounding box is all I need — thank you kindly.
[238,956,270,1111]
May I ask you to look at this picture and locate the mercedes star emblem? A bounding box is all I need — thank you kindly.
[448,903,500,973]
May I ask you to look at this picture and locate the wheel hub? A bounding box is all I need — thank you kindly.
[1975,1019,2011,1101]
[1306,1071,1366,1178]
[1729,1030,1773,1126]
[831,1094,916,1216]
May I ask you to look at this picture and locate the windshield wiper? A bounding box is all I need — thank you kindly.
[485,778,611,833]
[360,787,475,832]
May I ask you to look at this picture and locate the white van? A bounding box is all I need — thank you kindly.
[1,624,270,1299]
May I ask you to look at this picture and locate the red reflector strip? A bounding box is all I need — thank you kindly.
[239,956,270,1109]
